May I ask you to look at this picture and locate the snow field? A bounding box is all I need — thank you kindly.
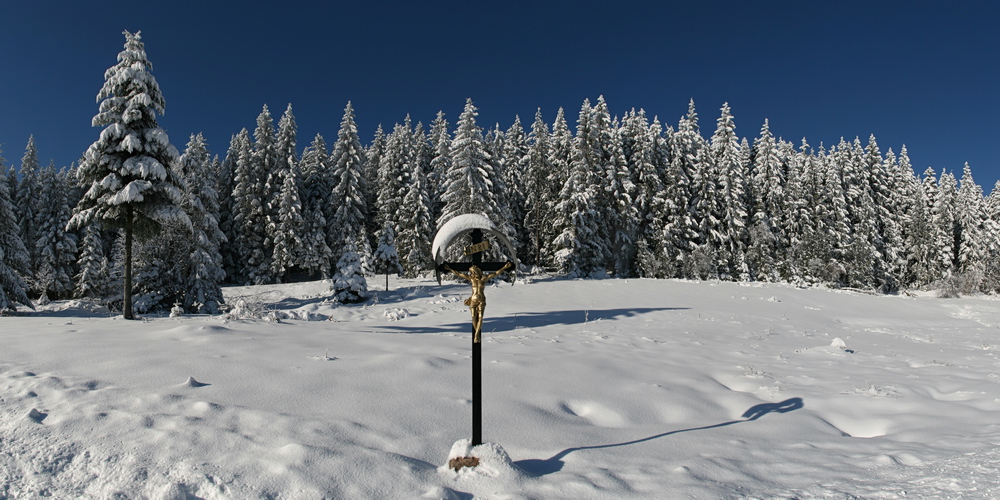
[2,277,1000,498]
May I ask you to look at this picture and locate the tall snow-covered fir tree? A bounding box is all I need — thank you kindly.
[74,224,111,300]
[178,133,226,313]
[33,164,78,302]
[16,136,41,277]
[376,118,412,237]
[428,111,451,223]
[542,107,574,265]
[708,103,749,280]
[0,154,33,311]
[363,125,387,240]
[523,108,554,269]
[269,104,302,281]
[746,119,784,281]
[550,99,609,277]
[591,96,636,276]
[230,126,270,284]
[298,133,334,278]
[251,105,278,283]
[438,99,505,230]
[328,102,371,273]
[68,30,189,320]
[620,108,661,277]
[270,160,305,282]
[502,116,529,264]
[956,163,987,292]
[984,181,1000,292]
[217,134,240,279]
[397,155,435,277]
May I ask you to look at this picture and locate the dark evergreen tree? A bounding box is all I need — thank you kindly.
[439,99,505,231]
[0,154,33,311]
[329,102,371,271]
[68,31,188,319]
[33,164,78,301]
[299,134,334,278]
[179,133,226,313]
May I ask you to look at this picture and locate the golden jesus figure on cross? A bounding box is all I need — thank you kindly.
[444,262,513,343]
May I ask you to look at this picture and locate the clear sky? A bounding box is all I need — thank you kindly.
[1,0,998,191]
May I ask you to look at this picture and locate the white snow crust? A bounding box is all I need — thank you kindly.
[2,278,1000,498]
[431,214,517,267]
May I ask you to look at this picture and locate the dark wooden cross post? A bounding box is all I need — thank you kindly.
[470,229,484,446]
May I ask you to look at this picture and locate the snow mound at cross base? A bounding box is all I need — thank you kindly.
[438,439,527,493]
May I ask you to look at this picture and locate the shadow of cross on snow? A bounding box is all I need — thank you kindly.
[514,397,804,477]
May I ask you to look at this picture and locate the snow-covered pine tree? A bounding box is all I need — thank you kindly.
[299,134,334,278]
[590,97,636,277]
[832,138,873,288]
[639,116,678,278]
[503,116,529,264]
[179,133,226,313]
[372,222,400,291]
[329,102,371,272]
[620,108,662,277]
[984,181,1000,292]
[904,166,940,287]
[933,170,960,277]
[74,224,111,300]
[16,136,41,277]
[270,103,301,278]
[709,103,749,281]
[252,105,278,283]
[0,155,33,311]
[747,119,784,281]
[428,111,451,223]
[397,156,434,277]
[217,134,241,279]
[523,109,553,270]
[664,102,702,277]
[332,241,368,303]
[33,164,78,302]
[68,31,189,319]
[439,99,506,230]
[862,136,901,293]
[485,123,518,258]
[550,99,609,277]
[231,125,273,284]
[364,125,387,239]
[376,118,412,238]
[4,166,16,212]
[956,163,987,292]
[539,107,573,268]
[270,161,305,283]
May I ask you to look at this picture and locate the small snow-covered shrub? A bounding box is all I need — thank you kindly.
[383,308,410,321]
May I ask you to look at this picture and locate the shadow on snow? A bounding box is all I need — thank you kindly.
[513,397,804,476]
[372,307,689,335]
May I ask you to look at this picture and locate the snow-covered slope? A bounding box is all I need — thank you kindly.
[2,277,999,498]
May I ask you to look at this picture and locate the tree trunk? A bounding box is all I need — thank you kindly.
[123,207,135,320]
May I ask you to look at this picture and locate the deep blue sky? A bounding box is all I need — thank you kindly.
[2,0,998,191]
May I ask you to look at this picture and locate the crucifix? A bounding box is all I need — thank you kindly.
[432,214,516,456]
[438,228,514,447]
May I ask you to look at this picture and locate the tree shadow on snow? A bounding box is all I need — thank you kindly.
[514,397,804,476]
[372,307,688,335]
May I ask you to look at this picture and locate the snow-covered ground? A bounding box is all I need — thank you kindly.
[3,276,1000,499]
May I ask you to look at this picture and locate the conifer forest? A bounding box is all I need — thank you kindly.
[1,31,999,315]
